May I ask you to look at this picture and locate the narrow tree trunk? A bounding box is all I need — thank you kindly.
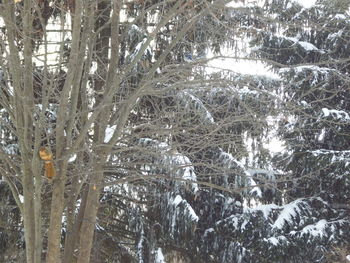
[21,0,37,261]
[22,162,36,263]
[33,166,43,263]
[75,2,111,259]
[62,185,89,263]
[76,167,104,263]
[46,163,67,263]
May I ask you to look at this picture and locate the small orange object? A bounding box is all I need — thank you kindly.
[39,147,56,179]
[44,161,56,179]
[39,147,53,161]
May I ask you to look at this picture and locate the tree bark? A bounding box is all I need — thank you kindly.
[75,2,110,260]
[22,162,36,263]
[46,171,66,263]
[76,167,104,263]
[63,184,89,263]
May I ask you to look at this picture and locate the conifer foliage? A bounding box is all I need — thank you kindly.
[0,0,349,262]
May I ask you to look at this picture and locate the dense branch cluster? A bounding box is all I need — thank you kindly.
[0,0,349,262]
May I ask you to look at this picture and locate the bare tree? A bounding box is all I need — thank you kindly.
[0,0,257,262]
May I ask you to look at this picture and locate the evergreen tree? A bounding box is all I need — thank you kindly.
[247,0,350,261]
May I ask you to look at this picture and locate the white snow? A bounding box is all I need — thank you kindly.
[240,218,249,230]
[292,0,316,8]
[265,236,288,246]
[249,178,262,198]
[245,203,279,219]
[173,195,199,222]
[346,255,350,261]
[323,107,330,117]
[317,129,326,142]
[155,248,165,263]
[204,228,215,237]
[170,194,199,235]
[19,194,24,204]
[129,38,152,62]
[309,149,350,164]
[328,30,343,40]
[96,223,105,231]
[279,65,331,75]
[173,195,183,206]
[139,138,199,192]
[300,101,309,107]
[266,137,285,153]
[321,108,350,121]
[239,86,258,96]
[273,199,307,229]
[298,41,318,51]
[334,14,346,20]
[219,151,246,171]
[170,153,199,193]
[284,37,319,52]
[300,219,327,238]
[267,237,279,246]
[3,144,17,155]
[128,24,141,36]
[211,57,280,79]
[68,154,77,163]
[130,38,146,61]
[182,167,196,182]
[137,229,146,263]
[246,169,276,180]
[104,125,116,143]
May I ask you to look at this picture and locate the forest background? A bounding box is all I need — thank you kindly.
[0,0,349,262]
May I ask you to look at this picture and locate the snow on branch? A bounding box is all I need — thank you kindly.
[138,138,199,193]
[246,169,277,199]
[218,150,246,172]
[217,149,253,190]
[284,36,321,52]
[104,125,117,143]
[159,193,199,240]
[244,203,279,220]
[279,65,333,76]
[321,108,350,122]
[172,194,199,222]
[272,199,309,230]
[214,196,349,257]
[308,149,350,165]
[177,91,215,124]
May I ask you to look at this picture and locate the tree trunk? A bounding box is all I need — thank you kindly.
[46,164,67,263]
[63,184,89,263]
[76,167,104,263]
[33,166,43,263]
[22,162,36,263]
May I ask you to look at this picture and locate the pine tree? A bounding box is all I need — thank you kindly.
[246,0,350,261]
